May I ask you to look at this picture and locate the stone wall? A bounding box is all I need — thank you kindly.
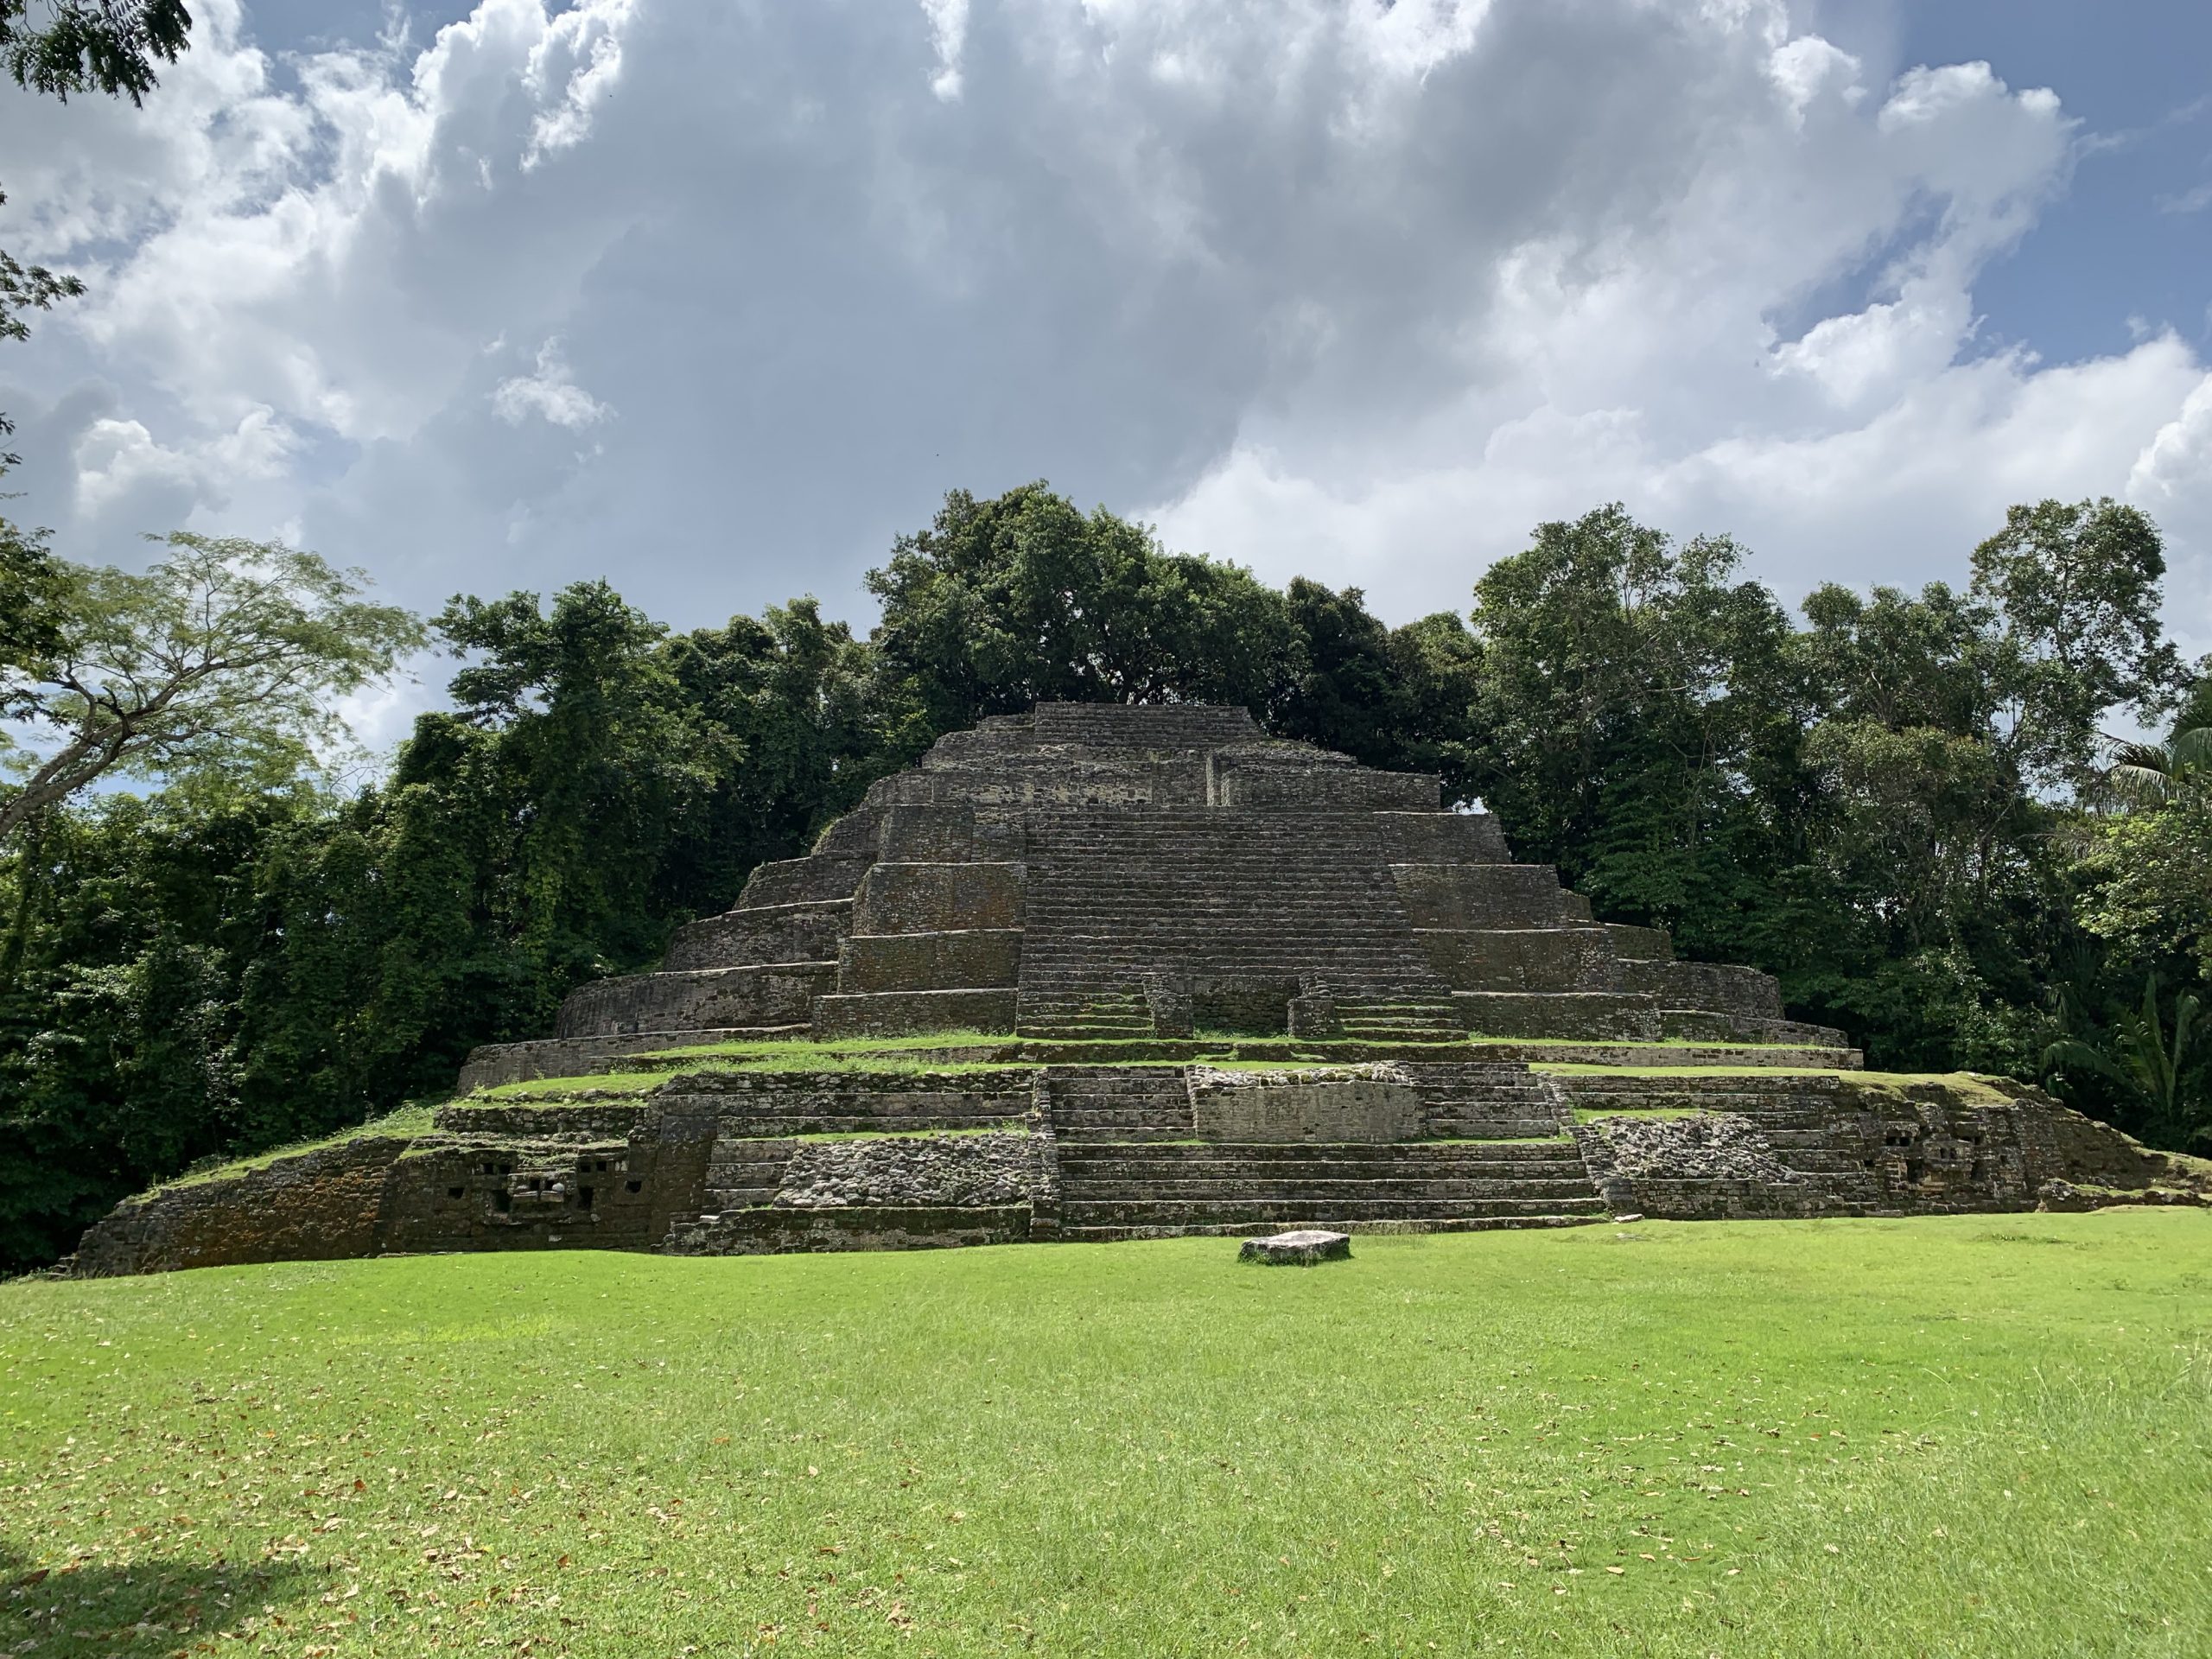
[1371,810,1510,864]
[664,900,851,971]
[649,1067,1037,1135]
[1189,1065,1421,1143]
[854,862,1026,933]
[772,1131,1040,1209]
[812,988,1022,1037]
[1390,864,1574,929]
[737,855,874,907]
[70,1135,416,1276]
[838,929,1024,992]
[1558,1072,2193,1220]
[1214,763,1440,810]
[1415,926,1619,993]
[554,963,831,1039]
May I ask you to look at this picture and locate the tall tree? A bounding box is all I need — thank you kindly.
[0,534,424,845]
[867,483,1300,754]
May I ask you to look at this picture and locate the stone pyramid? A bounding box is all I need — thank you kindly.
[67,703,2203,1277]
[503,702,1834,1079]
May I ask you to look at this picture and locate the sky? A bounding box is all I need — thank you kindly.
[2,0,2209,746]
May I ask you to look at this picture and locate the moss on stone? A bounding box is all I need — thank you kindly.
[156,1104,438,1189]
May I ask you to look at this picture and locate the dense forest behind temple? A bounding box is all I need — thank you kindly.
[3,482,2209,1269]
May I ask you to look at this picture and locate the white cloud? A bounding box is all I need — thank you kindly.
[492,337,612,429]
[0,0,2202,655]
[918,0,969,100]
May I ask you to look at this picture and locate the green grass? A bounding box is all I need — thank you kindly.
[1534,1065,2002,1093]
[636,1032,1011,1062]
[473,1058,1032,1102]
[5,1214,2209,1656]
[153,1104,441,1189]
[792,1127,1027,1143]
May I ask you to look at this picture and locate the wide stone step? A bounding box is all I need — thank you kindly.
[1060,1177,1602,1201]
[1055,1214,1603,1241]
[1059,1196,1606,1224]
[1057,1153,1591,1179]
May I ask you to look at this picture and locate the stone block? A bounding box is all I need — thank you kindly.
[1371,810,1510,864]
[1390,864,1574,929]
[878,805,1026,862]
[1189,1065,1421,1142]
[1414,926,1621,992]
[854,861,1026,933]
[1620,958,1783,1020]
[1452,990,1662,1040]
[1217,763,1440,810]
[555,963,835,1038]
[838,928,1024,992]
[810,988,1021,1038]
[664,899,851,971]
[1604,924,1673,962]
[1239,1229,1352,1265]
[738,855,874,907]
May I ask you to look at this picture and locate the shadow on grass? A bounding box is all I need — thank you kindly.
[2,1540,323,1655]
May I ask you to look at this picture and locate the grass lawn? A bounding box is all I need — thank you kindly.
[3,1214,2209,1657]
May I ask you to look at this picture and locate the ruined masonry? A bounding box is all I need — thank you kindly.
[70,703,2204,1275]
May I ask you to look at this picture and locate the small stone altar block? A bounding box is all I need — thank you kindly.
[1239,1228,1352,1266]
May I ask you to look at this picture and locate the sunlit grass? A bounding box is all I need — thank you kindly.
[4,1212,2209,1656]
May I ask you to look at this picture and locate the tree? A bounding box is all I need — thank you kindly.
[867,483,1300,754]
[0,512,66,670]
[3,1,193,100]
[1969,498,2185,793]
[2094,678,2212,812]
[2043,975,2206,1150]
[0,533,425,845]
[1462,505,1800,929]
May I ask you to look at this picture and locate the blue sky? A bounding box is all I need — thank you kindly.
[1874,0,2211,363]
[1,0,2207,747]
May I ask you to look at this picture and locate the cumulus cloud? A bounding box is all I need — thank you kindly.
[0,0,2203,662]
[491,337,612,429]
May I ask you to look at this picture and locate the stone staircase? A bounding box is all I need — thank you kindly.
[1409,1060,1571,1138]
[1016,809,1460,1036]
[1053,1140,1606,1238]
[1017,989,1156,1040]
[1332,995,1467,1044]
[1039,1065,1195,1141]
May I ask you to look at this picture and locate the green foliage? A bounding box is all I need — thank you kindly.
[0,791,304,1264]
[0,534,425,843]
[0,512,66,671]
[1,0,191,102]
[3,483,2206,1268]
[2044,975,2205,1151]
[866,482,1300,753]
[3,1216,2210,1651]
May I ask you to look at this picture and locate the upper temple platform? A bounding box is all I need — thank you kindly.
[536,702,1845,1053]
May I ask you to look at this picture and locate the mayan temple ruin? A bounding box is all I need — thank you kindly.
[70,702,2204,1274]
